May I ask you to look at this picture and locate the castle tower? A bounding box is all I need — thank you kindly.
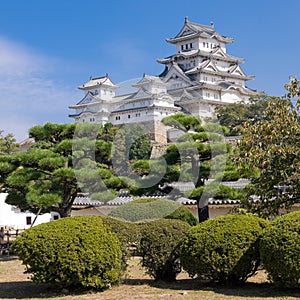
[157,18,257,117]
[69,74,119,124]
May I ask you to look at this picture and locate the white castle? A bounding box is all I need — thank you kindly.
[69,18,257,143]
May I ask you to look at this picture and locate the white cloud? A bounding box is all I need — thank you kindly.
[0,37,78,141]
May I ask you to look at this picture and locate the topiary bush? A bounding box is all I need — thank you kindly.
[165,205,198,226]
[180,214,268,285]
[12,216,123,290]
[260,211,300,288]
[101,216,141,260]
[108,197,197,225]
[139,218,190,282]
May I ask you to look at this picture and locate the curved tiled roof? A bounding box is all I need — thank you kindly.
[73,196,103,206]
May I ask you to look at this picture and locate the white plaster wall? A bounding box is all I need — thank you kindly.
[221,90,243,103]
[0,193,59,229]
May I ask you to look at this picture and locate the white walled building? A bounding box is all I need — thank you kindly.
[0,193,60,229]
[69,18,257,142]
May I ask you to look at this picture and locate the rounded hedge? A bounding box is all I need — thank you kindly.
[180,214,268,285]
[108,198,197,225]
[101,216,141,259]
[139,219,191,281]
[12,216,123,290]
[260,211,300,288]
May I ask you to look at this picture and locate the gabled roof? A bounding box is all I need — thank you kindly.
[211,47,244,63]
[78,74,119,90]
[125,87,154,100]
[132,74,166,87]
[217,81,257,95]
[167,18,234,44]
[227,64,247,77]
[161,62,194,85]
[185,59,218,75]
[179,89,195,102]
[69,91,101,108]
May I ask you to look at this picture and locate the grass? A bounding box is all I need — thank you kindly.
[0,255,299,300]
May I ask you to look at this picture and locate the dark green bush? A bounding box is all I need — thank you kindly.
[101,216,141,258]
[260,211,300,288]
[12,216,123,290]
[180,214,268,285]
[108,198,197,225]
[165,205,198,226]
[139,219,190,281]
[108,198,181,222]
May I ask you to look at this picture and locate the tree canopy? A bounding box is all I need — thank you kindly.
[0,122,153,219]
[0,131,19,155]
[236,77,300,217]
[215,95,270,136]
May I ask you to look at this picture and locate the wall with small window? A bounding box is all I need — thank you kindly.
[0,193,60,229]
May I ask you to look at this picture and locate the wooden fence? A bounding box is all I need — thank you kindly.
[0,227,24,255]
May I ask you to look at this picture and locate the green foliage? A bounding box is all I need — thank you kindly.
[0,124,82,218]
[165,205,198,226]
[131,160,151,176]
[163,145,180,165]
[215,96,268,135]
[129,134,152,160]
[162,114,201,131]
[180,214,268,285]
[237,86,300,217]
[11,216,123,290]
[108,198,182,222]
[29,122,76,144]
[101,216,141,267]
[139,219,191,281]
[188,182,244,201]
[109,197,197,225]
[260,211,300,288]
[0,131,19,155]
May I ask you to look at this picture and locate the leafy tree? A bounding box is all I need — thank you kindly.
[161,114,234,222]
[129,134,152,160]
[0,131,19,155]
[215,96,269,135]
[0,122,124,219]
[236,77,300,218]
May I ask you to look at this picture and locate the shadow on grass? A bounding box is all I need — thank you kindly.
[0,281,101,299]
[123,278,300,298]
[0,255,19,262]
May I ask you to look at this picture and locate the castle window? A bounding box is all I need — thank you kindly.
[181,45,184,50]
[26,216,32,225]
[128,115,130,119]
[214,94,218,99]
[206,92,210,98]
[203,42,205,47]
[190,43,192,48]
[185,44,188,50]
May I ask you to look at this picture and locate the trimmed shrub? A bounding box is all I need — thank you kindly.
[12,216,123,290]
[101,216,141,259]
[260,211,300,288]
[108,198,197,225]
[165,205,198,226]
[108,198,181,222]
[180,214,268,285]
[139,219,190,281]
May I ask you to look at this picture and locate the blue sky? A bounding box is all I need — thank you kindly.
[0,0,299,141]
